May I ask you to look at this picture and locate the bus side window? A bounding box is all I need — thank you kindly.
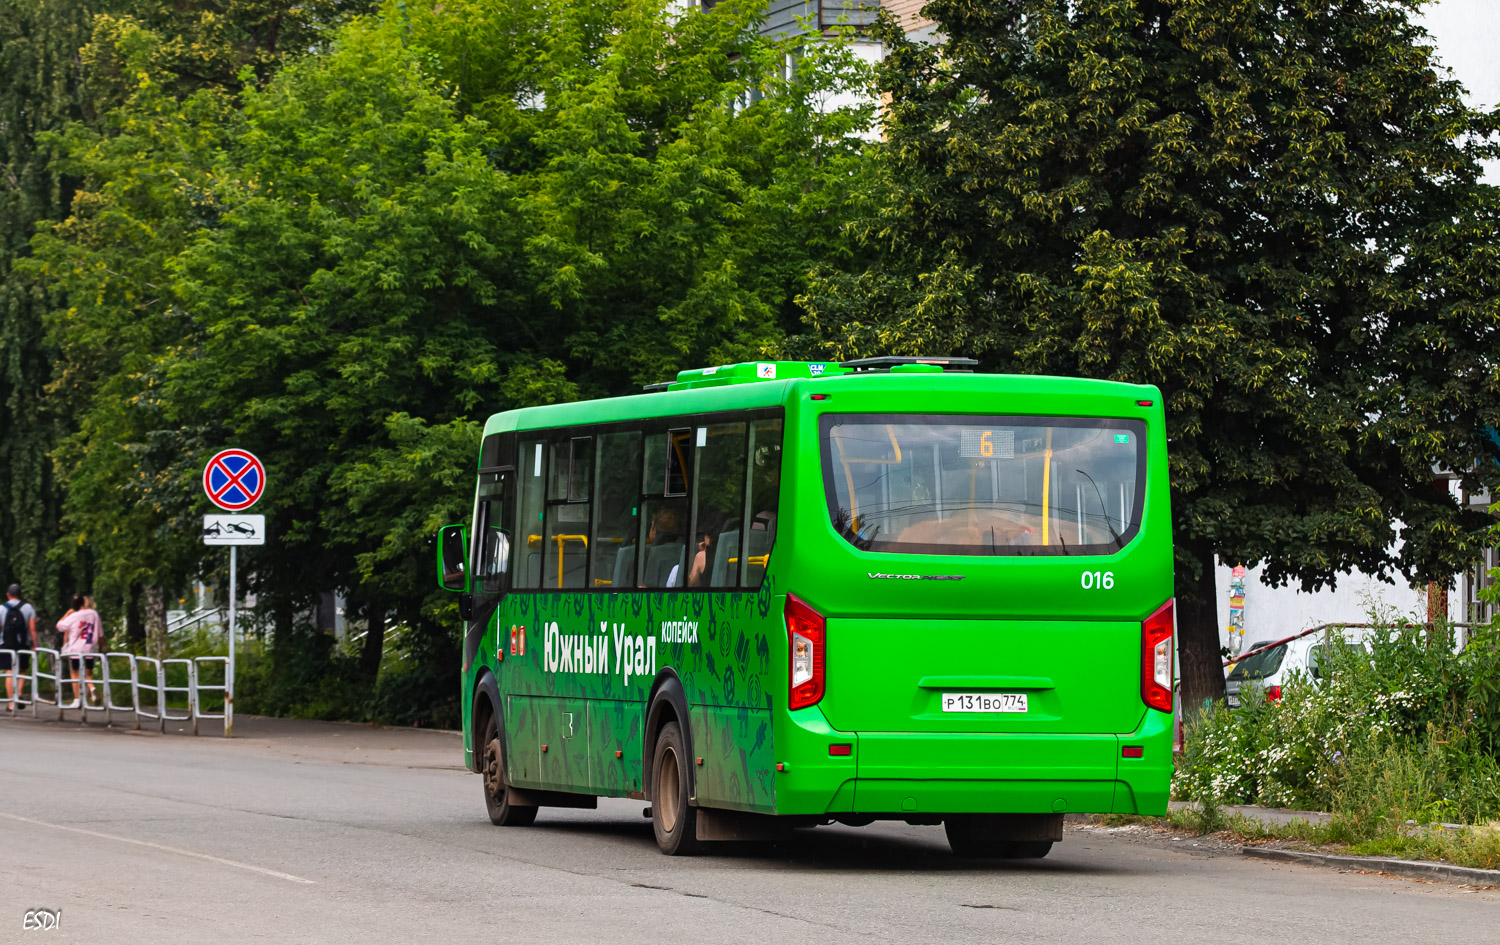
[591,430,641,587]
[743,420,782,588]
[640,429,689,588]
[543,437,591,589]
[692,423,747,588]
[515,440,546,589]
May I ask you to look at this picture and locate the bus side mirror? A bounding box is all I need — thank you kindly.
[437,524,470,593]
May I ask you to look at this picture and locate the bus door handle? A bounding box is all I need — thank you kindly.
[917,675,1055,691]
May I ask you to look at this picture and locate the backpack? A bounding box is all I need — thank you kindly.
[1,601,26,650]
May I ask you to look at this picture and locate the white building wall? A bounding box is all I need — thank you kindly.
[1212,482,1497,654]
[1215,562,1426,655]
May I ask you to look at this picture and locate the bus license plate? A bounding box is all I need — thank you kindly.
[941,693,1028,713]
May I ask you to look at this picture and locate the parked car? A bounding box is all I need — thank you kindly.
[1225,630,1370,708]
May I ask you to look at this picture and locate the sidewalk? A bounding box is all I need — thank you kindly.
[0,706,465,770]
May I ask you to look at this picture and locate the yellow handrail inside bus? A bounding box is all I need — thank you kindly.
[831,428,904,536]
[1042,428,1053,546]
[553,534,587,587]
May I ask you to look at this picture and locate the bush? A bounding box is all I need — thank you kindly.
[235,625,367,722]
[109,618,462,728]
[1176,618,1500,832]
[232,622,460,729]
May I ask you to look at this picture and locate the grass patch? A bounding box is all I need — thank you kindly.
[1088,813,1162,828]
[1172,615,1500,872]
[1343,823,1500,870]
[1170,797,1226,835]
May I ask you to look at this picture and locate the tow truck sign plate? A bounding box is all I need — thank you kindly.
[203,514,265,546]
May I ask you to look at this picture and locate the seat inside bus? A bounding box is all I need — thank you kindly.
[611,544,636,587]
[708,528,775,587]
[644,543,685,587]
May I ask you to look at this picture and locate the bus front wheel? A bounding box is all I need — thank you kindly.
[651,721,701,856]
[482,715,537,827]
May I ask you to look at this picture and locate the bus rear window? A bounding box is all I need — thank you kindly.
[821,414,1145,557]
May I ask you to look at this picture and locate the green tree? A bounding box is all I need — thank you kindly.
[30,46,237,642]
[36,0,875,707]
[0,0,98,624]
[801,0,1500,709]
[4,0,375,642]
[82,0,376,103]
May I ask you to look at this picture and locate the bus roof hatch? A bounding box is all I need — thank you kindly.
[645,356,979,391]
[651,361,848,391]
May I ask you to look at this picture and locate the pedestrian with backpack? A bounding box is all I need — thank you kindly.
[1,584,37,710]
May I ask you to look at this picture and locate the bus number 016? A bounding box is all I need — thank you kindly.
[1081,570,1114,590]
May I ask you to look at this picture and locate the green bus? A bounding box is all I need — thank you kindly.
[436,357,1174,857]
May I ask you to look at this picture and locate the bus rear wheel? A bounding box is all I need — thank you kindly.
[944,815,1054,859]
[651,721,701,856]
[482,715,537,827]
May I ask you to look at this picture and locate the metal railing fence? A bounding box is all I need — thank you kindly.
[0,648,232,736]
[167,607,226,635]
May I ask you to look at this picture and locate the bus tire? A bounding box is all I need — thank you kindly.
[944,816,1053,859]
[482,714,537,827]
[650,721,701,856]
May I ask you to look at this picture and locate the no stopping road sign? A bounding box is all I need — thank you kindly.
[204,449,266,511]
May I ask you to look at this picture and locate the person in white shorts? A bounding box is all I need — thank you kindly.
[57,594,103,707]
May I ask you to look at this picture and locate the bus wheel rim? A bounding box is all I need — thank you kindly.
[657,747,680,833]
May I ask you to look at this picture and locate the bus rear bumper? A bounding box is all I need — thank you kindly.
[776,709,1173,817]
[850,778,1120,815]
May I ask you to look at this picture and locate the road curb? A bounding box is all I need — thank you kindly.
[1171,799,1331,827]
[1243,845,1500,886]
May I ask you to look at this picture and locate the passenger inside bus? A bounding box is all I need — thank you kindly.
[642,505,685,587]
[682,516,727,588]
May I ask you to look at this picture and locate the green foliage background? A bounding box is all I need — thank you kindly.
[2,0,382,630]
[2,0,1498,725]
[7,0,875,721]
[797,0,1500,705]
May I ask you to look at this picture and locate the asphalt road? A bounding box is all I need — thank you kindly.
[2,713,1494,944]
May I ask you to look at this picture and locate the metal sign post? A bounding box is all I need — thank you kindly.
[230,545,236,735]
[203,449,267,739]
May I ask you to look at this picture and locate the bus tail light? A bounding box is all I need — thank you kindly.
[1141,599,1174,713]
[786,594,825,710]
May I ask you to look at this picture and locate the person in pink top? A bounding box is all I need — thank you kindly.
[57,594,103,707]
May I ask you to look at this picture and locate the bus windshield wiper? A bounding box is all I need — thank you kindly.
[1076,468,1124,550]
